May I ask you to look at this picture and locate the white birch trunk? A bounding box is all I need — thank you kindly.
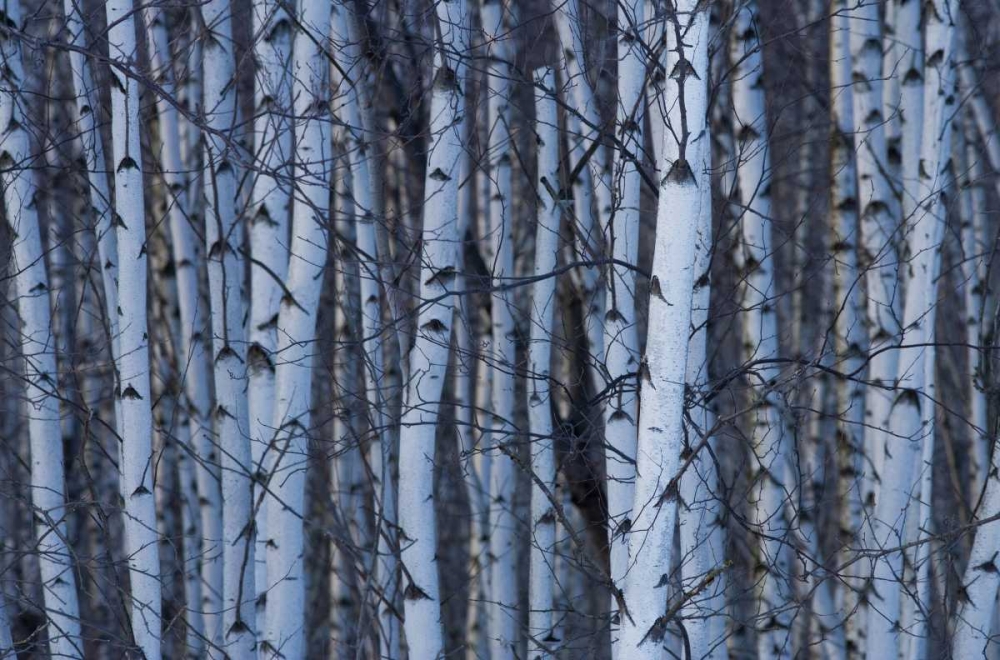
[263,0,332,653]
[618,4,707,658]
[249,0,293,626]
[396,0,468,654]
[604,0,645,643]
[958,110,989,498]
[851,13,903,636]
[820,10,862,656]
[141,8,209,650]
[553,0,611,398]
[730,4,793,656]
[2,7,82,651]
[527,66,561,656]
[201,0,258,651]
[105,0,164,651]
[481,1,519,656]
[869,3,956,657]
[329,4,398,655]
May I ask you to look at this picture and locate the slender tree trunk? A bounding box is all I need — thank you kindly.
[397,0,468,653]
[554,0,611,399]
[1,9,83,653]
[676,6,725,656]
[263,0,332,653]
[481,1,519,656]
[105,0,167,652]
[958,109,990,498]
[618,3,707,657]
[870,2,956,657]
[730,4,794,656]
[527,66,561,657]
[248,0,293,629]
[200,0,258,653]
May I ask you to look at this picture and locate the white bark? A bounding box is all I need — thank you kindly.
[329,4,398,656]
[396,0,467,653]
[263,0,332,654]
[527,66,561,657]
[601,0,645,641]
[819,9,862,656]
[870,2,956,657]
[481,1,519,656]
[553,0,611,398]
[201,0,257,651]
[618,4,707,658]
[2,6,82,651]
[730,4,793,656]
[141,8,209,650]
[957,110,989,497]
[249,0,293,625]
[105,0,163,650]
[677,8,725,657]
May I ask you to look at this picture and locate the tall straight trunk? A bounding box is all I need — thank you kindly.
[106,0,164,652]
[618,3,708,657]
[1,5,82,653]
[893,0,924,229]
[329,4,398,656]
[819,9,862,657]
[481,1,519,656]
[730,4,793,656]
[527,66,560,656]
[174,79,225,660]
[61,0,120,422]
[201,0,257,651]
[851,14,903,645]
[553,0,611,398]
[955,119,1000,647]
[869,2,956,657]
[958,109,989,497]
[248,0,293,625]
[263,0,331,654]
[677,27,727,660]
[601,0,645,644]
[141,8,210,651]
[396,0,467,653]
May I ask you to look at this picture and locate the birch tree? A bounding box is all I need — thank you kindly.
[248,0,293,623]
[730,3,794,655]
[396,0,468,653]
[264,0,332,652]
[869,2,956,656]
[527,65,560,656]
[2,1,82,652]
[200,0,258,650]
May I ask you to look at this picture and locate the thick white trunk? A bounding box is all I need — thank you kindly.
[396,0,468,655]
[263,0,332,654]
[527,66,560,657]
[249,0,293,626]
[730,4,793,656]
[481,2,519,656]
[2,12,82,651]
[106,0,163,651]
[870,3,955,657]
[618,5,707,658]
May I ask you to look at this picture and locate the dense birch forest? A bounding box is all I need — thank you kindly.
[5,0,1000,657]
